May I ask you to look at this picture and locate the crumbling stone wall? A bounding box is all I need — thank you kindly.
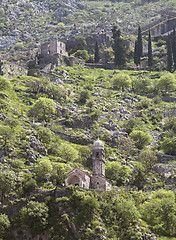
[0,60,28,80]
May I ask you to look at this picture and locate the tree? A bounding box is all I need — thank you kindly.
[148,30,153,71]
[116,136,138,161]
[140,189,176,236]
[106,161,132,186]
[0,171,15,202]
[37,127,56,146]
[25,77,49,94]
[131,163,146,190]
[112,27,127,68]
[167,34,173,72]
[51,162,72,186]
[172,28,176,70]
[34,157,53,181]
[73,50,90,62]
[58,142,79,162]
[20,201,48,236]
[22,178,38,196]
[134,40,140,66]
[32,97,56,122]
[129,130,152,149]
[137,26,143,57]
[94,41,100,63]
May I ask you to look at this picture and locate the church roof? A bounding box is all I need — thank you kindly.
[93,138,104,149]
[67,167,91,179]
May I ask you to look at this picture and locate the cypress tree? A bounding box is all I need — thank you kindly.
[137,26,143,57]
[134,40,140,66]
[112,27,126,68]
[172,28,176,70]
[148,30,153,71]
[167,34,173,72]
[94,41,100,64]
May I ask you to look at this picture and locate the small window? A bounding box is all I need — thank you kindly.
[97,182,99,185]
[96,152,99,157]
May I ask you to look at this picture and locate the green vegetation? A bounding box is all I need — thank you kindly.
[1,64,176,239]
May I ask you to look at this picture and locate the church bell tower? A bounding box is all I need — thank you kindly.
[92,139,105,176]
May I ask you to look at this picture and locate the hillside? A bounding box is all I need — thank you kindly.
[1,0,176,239]
[0,0,175,50]
[1,66,176,239]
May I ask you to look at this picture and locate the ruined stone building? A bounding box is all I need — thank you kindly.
[65,139,112,191]
[28,39,68,69]
[28,39,83,72]
[41,40,68,57]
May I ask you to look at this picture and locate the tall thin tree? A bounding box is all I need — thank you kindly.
[167,34,173,72]
[148,30,153,71]
[111,27,126,68]
[94,41,100,64]
[137,26,143,57]
[172,28,176,70]
[134,40,140,66]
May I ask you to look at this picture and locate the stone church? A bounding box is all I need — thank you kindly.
[65,139,111,191]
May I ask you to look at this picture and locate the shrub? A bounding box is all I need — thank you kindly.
[157,72,176,94]
[79,89,90,104]
[129,130,152,149]
[137,97,152,109]
[73,50,90,62]
[106,161,132,186]
[32,97,56,122]
[113,73,131,90]
[51,162,72,186]
[140,189,176,236]
[37,127,56,145]
[58,142,79,162]
[123,118,144,134]
[34,157,53,181]
[164,117,176,133]
[132,77,153,93]
[138,149,157,172]
[0,214,10,238]
[0,76,10,90]
[22,178,38,196]
[47,84,67,103]
[161,136,176,156]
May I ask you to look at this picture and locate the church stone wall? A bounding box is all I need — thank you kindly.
[93,160,105,176]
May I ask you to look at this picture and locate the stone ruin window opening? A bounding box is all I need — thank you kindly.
[96,152,99,158]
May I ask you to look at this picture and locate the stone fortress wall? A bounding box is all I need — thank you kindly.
[142,11,176,36]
